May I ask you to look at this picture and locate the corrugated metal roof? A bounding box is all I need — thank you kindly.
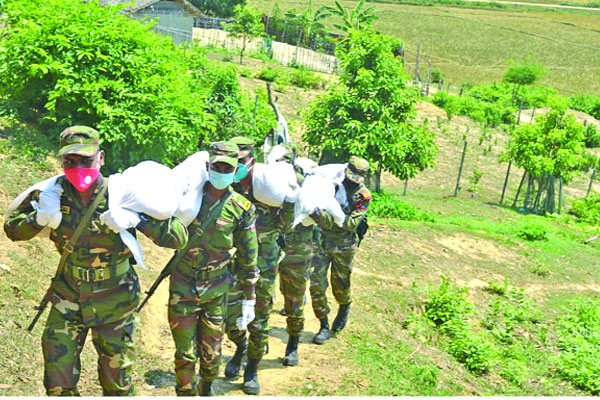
[98,0,205,17]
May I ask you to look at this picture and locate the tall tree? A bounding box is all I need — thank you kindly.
[302,28,436,192]
[503,62,545,104]
[225,5,264,65]
[284,0,330,47]
[189,0,246,18]
[325,0,378,33]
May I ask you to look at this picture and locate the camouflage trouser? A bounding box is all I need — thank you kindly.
[309,235,356,320]
[42,268,139,396]
[168,267,228,396]
[279,225,313,336]
[224,267,245,346]
[226,231,280,360]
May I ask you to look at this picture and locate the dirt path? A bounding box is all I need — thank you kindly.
[463,0,600,10]
[135,237,335,396]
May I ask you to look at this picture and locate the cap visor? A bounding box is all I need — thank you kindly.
[58,144,97,157]
[210,156,238,168]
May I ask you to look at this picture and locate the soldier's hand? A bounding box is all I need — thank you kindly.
[100,208,141,233]
[236,299,256,330]
[34,185,63,229]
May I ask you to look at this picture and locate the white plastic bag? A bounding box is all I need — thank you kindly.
[6,174,64,238]
[309,163,348,185]
[294,157,318,174]
[266,144,287,165]
[293,174,345,228]
[252,162,299,207]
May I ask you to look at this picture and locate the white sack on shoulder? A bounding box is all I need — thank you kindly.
[293,174,345,228]
[6,174,64,238]
[266,145,287,165]
[309,163,348,185]
[252,162,298,207]
[173,151,209,227]
[294,157,317,174]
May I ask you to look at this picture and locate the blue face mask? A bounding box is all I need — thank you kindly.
[209,170,234,190]
[234,163,249,183]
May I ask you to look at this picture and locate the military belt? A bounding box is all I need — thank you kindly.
[178,263,228,282]
[65,259,130,283]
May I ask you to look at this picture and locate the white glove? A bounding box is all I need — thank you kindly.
[33,185,63,229]
[100,208,141,233]
[236,299,256,330]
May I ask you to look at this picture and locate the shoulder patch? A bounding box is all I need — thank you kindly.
[232,192,253,211]
[60,205,71,215]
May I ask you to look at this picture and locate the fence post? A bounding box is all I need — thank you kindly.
[586,168,596,197]
[413,42,421,84]
[530,105,536,123]
[403,178,409,196]
[454,141,468,197]
[558,178,564,214]
[512,171,527,207]
[459,87,464,97]
[516,96,524,125]
[425,60,432,97]
[500,160,512,204]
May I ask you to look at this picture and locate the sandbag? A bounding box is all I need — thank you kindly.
[172,151,209,227]
[252,162,298,207]
[293,174,346,228]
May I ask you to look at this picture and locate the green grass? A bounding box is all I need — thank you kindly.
[251,0,600,95]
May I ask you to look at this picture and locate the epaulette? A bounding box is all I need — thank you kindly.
[232,191,253,212]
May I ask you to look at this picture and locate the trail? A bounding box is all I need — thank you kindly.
[135,236,336,396]
[463,0,600,10]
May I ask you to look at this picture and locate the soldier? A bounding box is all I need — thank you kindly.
[309,156,371,345]
[275,142,314,366]
[167,141,259,396]
[223,136,297,395]
[4,125,189,396]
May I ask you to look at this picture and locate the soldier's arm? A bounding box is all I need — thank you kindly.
[277,201,296,233]
[4,191,46,241]
[136,214,189,250]
[233,205,259,300]
[342,195,370,231]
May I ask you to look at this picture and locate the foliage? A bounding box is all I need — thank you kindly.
[556,298,600,394]
[569,93,600,120]
[423,276,473,327]
[325,0,378,33]
[370,192,435,222]
[503,62,545,103]
[302,28,436,191]
[225,5,264,64]
[284,0,330,48]
[0,0,215,172]
[431,91,515,127]
[584,125,600,148]
[517,224,548,241]
[531,263,550,277]
[431,68,444,83]
[467,169,483,194]
[569,195,600,226]
[254,65,323,89]
[189,0,246,18]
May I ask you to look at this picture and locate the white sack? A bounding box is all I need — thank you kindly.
[293,174,346,228]
[294,157,317,174]
[266,145,287,165]
[172,151,209,227]
[252,162,298,207]
[310,163,348,185]
[6,174,64,239]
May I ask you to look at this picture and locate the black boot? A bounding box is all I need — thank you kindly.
[224,339,247,379]
[332,304,351,333]
[282,335,300,366]
[199,380,215,396]
[312,318,331,345]
[243,358,260,395]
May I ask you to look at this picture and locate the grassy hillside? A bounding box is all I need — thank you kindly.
[251,0,600,95]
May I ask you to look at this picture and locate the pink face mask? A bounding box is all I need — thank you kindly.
[64,167,100,192]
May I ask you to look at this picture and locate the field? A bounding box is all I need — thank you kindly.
[251,0,600,95]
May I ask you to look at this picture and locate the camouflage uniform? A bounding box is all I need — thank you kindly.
[4,126,188,396]
[310,157,371,335]
[168,142,258,396]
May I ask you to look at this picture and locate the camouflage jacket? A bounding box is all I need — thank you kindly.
[175,187,258,299]
[312,182,371,241]
[4,175,188,267]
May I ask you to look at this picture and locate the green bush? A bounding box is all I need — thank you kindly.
[517,224,548,241]
[423,276,473,327]
[569,195,600,225]
[584,125,600,148]
[370,192,435,222]
[556,298,600,394]
[569,93,600,120]
[0,0,219,172]
[431,68,444,83]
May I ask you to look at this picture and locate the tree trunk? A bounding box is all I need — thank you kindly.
[375,164,382,193]
[240,36,246,64]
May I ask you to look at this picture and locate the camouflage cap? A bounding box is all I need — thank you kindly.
[58,125,100,157]
[209,141,239,168]
[230,136,255,159]
[345,156,370,184]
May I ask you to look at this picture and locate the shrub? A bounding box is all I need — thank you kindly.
[584,125,600,148]
[517,224,548,241]
[370,192,435,222]
[569,93,600,120]
[569,195,600,225]
[431,68,444,83]
[423,276,473,327]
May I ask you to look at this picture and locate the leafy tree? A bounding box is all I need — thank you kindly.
[503,62,545,104]
[225,5,264,64]
[325,0,378,34]
[0,0,215,172]
[302,28,436,192]
[284,0,330,47]
[189,0,246,18]
[503,101,588,213]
